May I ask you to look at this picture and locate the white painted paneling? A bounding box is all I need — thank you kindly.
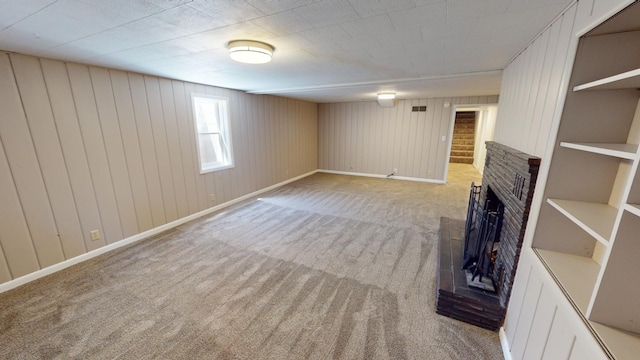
[145,75,178,223]
[128,73,167,227]
[522,286,559,360]
[0,244,10,284]
[494,3,578,158]
[0,54,65,268]
[159,78,189,219]
[573,0,635,36]
[510,265,544,360]
[0,52,317,285]
[0,136,40,277]
[10,53,86,260]
[40,59,107,253]
[67,62,124,245]
[110,70,154,232]
[90,66,139,238]
[319,96,496,181]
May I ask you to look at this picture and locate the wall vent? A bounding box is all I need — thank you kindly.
[412,106,427,112]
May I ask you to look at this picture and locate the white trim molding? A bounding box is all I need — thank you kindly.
[0,170,317,294]
[500,327,513,360]
[317,169,446,184]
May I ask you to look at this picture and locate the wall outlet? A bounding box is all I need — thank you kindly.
[393,168,398,174]
[210,193,215,201]
[90,230,101,241]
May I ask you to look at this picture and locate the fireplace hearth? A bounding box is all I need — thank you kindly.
[437,142,540,330]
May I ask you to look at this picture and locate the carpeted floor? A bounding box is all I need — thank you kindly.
[0,164,502,359]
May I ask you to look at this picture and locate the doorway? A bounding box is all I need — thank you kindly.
[445,104,498,176]
[450,111,476,164]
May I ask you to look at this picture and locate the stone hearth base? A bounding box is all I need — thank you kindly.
[436,217,505,331]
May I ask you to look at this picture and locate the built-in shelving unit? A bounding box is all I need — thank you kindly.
[531,12,640,358]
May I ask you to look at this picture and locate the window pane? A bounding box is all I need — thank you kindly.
[199,133,223,166]
[192,93,233,173]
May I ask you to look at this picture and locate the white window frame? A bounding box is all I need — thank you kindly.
[191,93,234,174]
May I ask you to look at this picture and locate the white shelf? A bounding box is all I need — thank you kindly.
[591,322,640,360]
[624,203,640,218]
[547,198,616,245]
[574,68,640,91]
[560,142,638,160]
[535,249,600,313]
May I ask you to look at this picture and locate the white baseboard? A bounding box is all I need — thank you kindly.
[499,327,512,360]
[0,170,317,294]
[317,169,445,184]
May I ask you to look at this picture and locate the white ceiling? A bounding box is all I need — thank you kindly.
[0,0,573,103]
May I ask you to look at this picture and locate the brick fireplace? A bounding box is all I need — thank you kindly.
[437,142,540,330]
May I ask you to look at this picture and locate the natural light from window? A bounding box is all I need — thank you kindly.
[191,94,234,173]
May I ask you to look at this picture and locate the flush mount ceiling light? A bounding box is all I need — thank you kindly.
[228,40,274,64]
[377,93,396,108]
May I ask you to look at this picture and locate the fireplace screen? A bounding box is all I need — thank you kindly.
[462,183,504,291]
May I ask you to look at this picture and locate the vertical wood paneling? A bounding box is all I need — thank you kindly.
[0,54,65,267]
[183,82,208,211]
[542,310,577,359]
[40,59,106,252]
[522,286,558,360]
[128,73,166,227]
[11,54,86,259]
[145,76,178,222]
[171,80,199,215]
[0,244,11,284]
[574,0,633,36]
[494,5,578,158]
[435,97,453,177]
[525,22,560,154]
[110,70,153,232]
[534,5,578,157]
[0,136,40,277]
[318,96,496,181]
[67,63,124,244]
[90,67,139,238]
[0,52,317,285]
[510,270,544,360]
[159,78,188,219]
[428,98,444,178]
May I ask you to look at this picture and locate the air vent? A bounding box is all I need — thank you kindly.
[412,106,427,112]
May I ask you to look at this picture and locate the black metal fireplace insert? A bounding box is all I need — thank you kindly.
[462,183,504,291]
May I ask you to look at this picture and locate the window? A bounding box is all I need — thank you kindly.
[191,94,234,173]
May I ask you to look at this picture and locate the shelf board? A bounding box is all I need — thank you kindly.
[535,249,600,313]
[625,204,640,218]
[560,142,638,160]
[574,68,640,91]
[547,198,616,245]
[591,322,640,360]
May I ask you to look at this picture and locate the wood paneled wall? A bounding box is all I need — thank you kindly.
[0,53,317,284]
[497,0,636,358]
[318,96,498,182]
[493,4,578,158]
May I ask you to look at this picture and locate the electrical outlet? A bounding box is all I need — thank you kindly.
[90,230,101,241]
[393,168,398,174]
[210,193,215,201]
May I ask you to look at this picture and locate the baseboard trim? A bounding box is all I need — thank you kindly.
[317,169,445,184]
[0,170,317,294]
[499,327,512,360]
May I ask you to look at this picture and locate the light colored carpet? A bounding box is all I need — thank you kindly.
[0,164,502,359]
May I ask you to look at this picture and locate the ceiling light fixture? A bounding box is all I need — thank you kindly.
[377,93,396,108]
[228,40,274,64]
